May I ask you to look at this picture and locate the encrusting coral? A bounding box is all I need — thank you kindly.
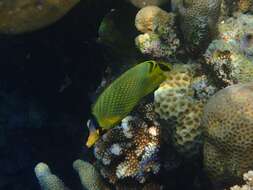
[35,160,108,190]
[202,82,253,185]
[204,14,253,86]
[178,0,222,53]
[135,6,180,59]
[154,64,205,156]
[94,112,161,184]
[0,0,79,34]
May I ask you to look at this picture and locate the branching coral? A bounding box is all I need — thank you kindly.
[135,6,180,59]
[204,14,253,86]
[35,162,69,190]
[0,0,80,34]
[94,109,161,184]
[35,160,108,190]
[178,0,221,53]
[202,82,253,185]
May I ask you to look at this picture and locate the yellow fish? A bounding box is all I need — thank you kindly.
[86,60,171,147]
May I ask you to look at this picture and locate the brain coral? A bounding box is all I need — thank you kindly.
[202,82,253,184]
[94,113,160,184]
[178,0,221,53]
[0,0,79,34]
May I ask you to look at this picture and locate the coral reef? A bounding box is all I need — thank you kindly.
[127,0,169,8]
[35,160,108,190]
[94,113,161,184]
[204,14,253,86]
[154,64,205,156]
[230,171,253,190]
[202,82,253,185]
[0,0,79,34]
[73,160,109,190]
[221,0,253,16]
[178,0,222,53]
[35,162,69,190]
[135,6,180,59]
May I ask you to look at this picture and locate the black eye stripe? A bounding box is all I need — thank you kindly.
[148,61,155,73]
[158,63,171,71]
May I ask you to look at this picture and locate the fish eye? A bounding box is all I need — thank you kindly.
[158,63,171,71]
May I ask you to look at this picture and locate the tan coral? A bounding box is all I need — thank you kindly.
[154,64,194,120]
[173,102,204,155]
[238,0,253,13]
[202,82,253,184]
[0,0,79,34]
[154,64,204,156]
[135,6,174,34]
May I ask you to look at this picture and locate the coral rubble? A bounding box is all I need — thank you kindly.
[202,82,253,185]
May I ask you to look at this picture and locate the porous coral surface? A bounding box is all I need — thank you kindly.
[94,114,161,184]
[202,82,253,184]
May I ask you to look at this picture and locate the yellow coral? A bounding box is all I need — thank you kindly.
[154,64,194,119]
[0,0,79,34]
[154,64,204,155]
[202,82,253,184]
[174,102,204,155]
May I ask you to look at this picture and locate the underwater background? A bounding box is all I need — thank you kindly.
[1,0,253,190]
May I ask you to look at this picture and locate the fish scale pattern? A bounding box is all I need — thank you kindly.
[92,61,169,129]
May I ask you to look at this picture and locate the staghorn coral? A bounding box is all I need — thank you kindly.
[73,160,109,190]
[154,64,205,156]
[94,114,161,184]
[135,6,180,59]
[230,171,253,190]
[34,162,69,190]
[178,0,221,53]
[127,0,169,8]
[35,160,108,190]
[0,0,79,34]
[204,14,253,86]
[202,82,253,185]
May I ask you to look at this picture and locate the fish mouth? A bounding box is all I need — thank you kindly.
[86,130,100,148]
